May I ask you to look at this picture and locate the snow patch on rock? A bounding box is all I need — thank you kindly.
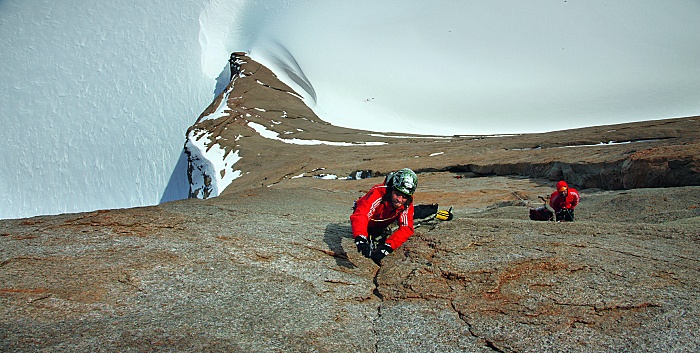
[185,129,242,199]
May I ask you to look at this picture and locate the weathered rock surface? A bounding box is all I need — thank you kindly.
[2,177,699,352]
[1,54,699,352]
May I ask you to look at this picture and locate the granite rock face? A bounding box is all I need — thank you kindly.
[1,54,699,352]
[1,179,698,352]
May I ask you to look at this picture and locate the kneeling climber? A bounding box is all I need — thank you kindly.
[549,180,580,221]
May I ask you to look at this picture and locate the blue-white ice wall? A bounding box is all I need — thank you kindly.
[0,1,215,219]
[0,0,295,219]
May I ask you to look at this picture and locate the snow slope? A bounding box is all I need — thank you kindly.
[2,0,699,219]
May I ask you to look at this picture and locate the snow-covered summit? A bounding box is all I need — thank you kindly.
[184,53,397,199]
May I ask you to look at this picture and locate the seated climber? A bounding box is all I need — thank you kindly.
[549,180,580,221]
[350,168,417,265]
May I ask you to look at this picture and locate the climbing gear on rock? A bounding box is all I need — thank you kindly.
[436,207,454,221]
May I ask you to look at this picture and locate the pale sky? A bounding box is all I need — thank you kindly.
[232,1,700,135]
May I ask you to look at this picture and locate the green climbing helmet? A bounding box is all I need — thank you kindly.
[390,168,418,196]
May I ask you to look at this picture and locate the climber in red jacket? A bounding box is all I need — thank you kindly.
[549,180,580,222]
[351,168,417,265]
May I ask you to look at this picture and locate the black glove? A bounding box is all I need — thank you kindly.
[355,235,371,258]
[371,244,393,265]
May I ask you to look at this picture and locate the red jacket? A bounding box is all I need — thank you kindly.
[549,188,580,212]
[350,183,414,250]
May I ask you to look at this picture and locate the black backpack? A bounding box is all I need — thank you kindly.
[529,206,554,221]
[414,204,439,220]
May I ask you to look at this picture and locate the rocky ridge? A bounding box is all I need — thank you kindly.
[185,53,700,198]
[1,54,699,352]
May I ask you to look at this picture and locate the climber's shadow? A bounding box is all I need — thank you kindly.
[323,223,356,268]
